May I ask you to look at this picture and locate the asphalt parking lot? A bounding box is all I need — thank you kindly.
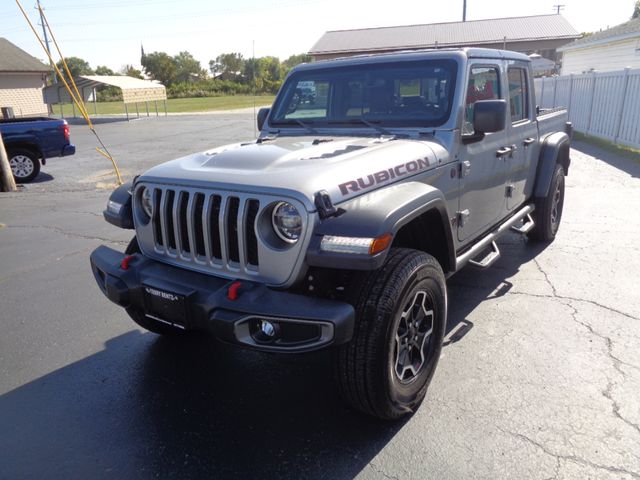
[1,112,639,479]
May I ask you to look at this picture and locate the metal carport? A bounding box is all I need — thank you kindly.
[43,75,167,120]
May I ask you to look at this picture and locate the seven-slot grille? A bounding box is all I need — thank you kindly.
[147,186,261,270]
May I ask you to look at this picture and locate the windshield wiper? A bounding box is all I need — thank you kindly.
[330,119,393,136]
[272,118,317,134]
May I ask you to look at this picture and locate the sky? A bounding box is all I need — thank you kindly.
[1,0,637,73]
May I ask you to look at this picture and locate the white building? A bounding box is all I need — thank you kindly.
[558,18,640,75]
[0,38,50,117]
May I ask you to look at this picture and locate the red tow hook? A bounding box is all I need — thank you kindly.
[120,255,136,270]
[227,281,242,301]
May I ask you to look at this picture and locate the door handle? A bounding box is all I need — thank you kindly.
[496,146,512,157]
[523,137,535,146]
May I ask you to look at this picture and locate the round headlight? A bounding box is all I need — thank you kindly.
[140,187,153,218]
[271,202,302,243]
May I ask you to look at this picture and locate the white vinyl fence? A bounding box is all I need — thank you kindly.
[534,68,640,149]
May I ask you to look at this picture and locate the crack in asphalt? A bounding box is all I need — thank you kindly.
[366,462,401,480]
[504,429,640,479]
[3,224,128,245]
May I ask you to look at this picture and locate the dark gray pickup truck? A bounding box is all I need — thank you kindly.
[91,48,572,419]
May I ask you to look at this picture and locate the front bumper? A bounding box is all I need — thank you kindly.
[90,246,355,353]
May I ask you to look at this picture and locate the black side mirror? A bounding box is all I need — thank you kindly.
[257,108,270,131]
[473,99,506,134]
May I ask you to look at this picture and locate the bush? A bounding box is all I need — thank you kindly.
[166,78,280,99]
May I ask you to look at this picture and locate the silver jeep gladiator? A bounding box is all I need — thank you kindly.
[91,48,571,419]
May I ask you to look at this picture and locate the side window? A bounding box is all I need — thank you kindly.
[464,66,500,134]
[508,68,529,122]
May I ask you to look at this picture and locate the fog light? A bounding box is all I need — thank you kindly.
[260,320,276,337]
[251,318,280,343]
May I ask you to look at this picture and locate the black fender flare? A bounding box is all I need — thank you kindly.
[306,181,455,271]
[534,132,570,198]
[103,181,134,229]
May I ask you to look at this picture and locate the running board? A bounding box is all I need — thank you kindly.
[510,213,535,234]
[455,204,535,271]
[468,241,500,268]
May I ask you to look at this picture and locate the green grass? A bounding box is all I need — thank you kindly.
[573,132,640,162]
[54,95,275,116]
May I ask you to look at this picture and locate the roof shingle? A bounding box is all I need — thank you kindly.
[558,17,640,51]
[310,14,580,54]
[0,38,50,73]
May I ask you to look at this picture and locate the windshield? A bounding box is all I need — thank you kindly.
[270,60,458,129]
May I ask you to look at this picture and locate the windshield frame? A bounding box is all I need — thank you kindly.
[269,59,459,131]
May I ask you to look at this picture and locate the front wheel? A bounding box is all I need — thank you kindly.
[9,149,40,183]
[335,248,447,420]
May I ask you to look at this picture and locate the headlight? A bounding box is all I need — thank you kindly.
[140,187,153,218]
[271,202,302,243]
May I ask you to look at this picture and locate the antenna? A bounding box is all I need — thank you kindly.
[252,39,256,138]
[462,0,467,22]
[553,4,565,14]
[36,0,56,83]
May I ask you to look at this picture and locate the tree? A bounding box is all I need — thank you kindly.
[633,0,640,18]
[174,51,205,83]
[95,65,115,76]
[283,53,312,71]
[141,51,177,86]
[120,64,143,79]
[212,53,244,80]
[55,56,93,83]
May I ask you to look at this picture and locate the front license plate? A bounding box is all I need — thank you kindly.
[143,285,187,328]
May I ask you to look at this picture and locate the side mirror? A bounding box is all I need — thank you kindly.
[473,99,506,134]
[257,108,270,131]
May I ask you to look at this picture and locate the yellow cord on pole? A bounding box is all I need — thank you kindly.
[38,4,92,125]
[15,0,124,185]
[95,147,123,185]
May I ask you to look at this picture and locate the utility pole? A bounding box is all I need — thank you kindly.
[0,133,17,192]
[36,0,57,83]
[553,4,565,14]
[463,0,467,21]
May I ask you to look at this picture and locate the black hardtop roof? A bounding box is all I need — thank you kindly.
[294,48,530,72]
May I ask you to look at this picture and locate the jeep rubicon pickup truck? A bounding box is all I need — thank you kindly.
[90,49,571,419]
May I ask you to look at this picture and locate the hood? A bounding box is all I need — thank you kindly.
[139,136,450,211]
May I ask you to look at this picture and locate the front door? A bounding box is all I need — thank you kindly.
[458,63,509,243]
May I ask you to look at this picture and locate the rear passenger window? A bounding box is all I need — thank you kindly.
[508,68,528,122]
[464,66,500,134]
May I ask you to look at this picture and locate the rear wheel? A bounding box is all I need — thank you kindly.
[9,149,40,183]
[124,236,187,336]
[335,248,446,420]
[528,163,565,242]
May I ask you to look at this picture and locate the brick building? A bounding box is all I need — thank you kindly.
[0,38,51,117]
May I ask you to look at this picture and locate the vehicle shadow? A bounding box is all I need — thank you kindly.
[28,172,54,184]
[571,139,640,179]
[0,233,548,480]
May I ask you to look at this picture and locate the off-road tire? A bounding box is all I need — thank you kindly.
[9,148,40,183]
[335,248,447,420]
[528,163,565,242]
[124,236,186,336]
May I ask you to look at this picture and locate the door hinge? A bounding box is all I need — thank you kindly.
[457,209,470,227]
[459,160,471,178]
[506,184,515,198]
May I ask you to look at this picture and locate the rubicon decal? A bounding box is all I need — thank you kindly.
[338,158,431,195]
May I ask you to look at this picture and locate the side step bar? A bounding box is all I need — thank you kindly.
[510,213,535,234]
[455,204,535,271]
[468,241,500,268]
